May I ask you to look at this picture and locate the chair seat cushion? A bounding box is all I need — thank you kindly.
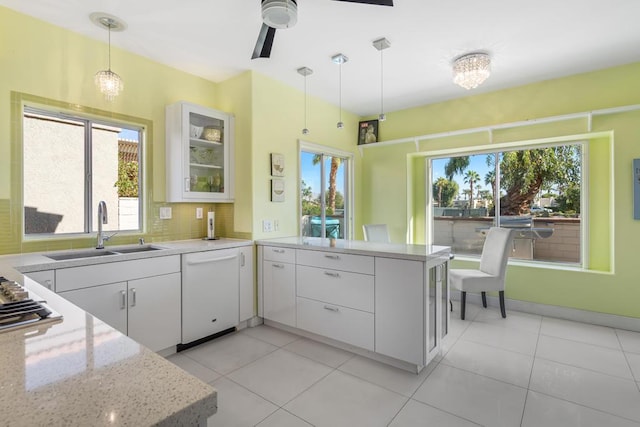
[450,269,504,292]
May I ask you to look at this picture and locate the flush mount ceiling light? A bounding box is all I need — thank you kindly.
[297,66,313,135]
[332,53,348,129]
[372,37,391,122]
[452,52,491,90]
[262,0,298,29]
[90,12,126,101]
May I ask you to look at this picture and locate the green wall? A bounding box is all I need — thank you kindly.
[0,7,237,254]
[359,62,640,318]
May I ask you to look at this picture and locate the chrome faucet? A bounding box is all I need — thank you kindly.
[96,201,110,249]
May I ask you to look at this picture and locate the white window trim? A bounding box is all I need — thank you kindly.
[298,140,354,240]
[21,102,146,240]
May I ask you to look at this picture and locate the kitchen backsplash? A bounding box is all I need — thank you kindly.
[0,198,247,255]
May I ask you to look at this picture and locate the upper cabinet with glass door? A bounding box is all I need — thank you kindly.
[166,101,234,202]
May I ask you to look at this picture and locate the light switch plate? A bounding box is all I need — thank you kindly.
[263,219,273,233]
[159,207,172,219]
[196,207,203,219]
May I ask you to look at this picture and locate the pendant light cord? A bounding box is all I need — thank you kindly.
[304,74,308,129]
[338,62,342,123]
[380,49,384,117]
[107,21,112,71]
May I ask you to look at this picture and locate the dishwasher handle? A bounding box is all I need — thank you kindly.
[186,254,238,266]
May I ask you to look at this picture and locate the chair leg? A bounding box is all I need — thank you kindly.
[499,290,506,318]
[481,291,487,308]
[450,299,453,312]
[460,291,466,320]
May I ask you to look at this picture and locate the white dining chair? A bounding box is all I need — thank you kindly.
[362,224,390,243]
[449,227,514,320]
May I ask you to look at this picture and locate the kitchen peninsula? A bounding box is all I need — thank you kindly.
[256,237,451,373]
[0,238,253,426]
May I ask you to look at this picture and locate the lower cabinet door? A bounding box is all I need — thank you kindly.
[128,273,181,352]
[296,297,374,351]
[59,282,128,335]
[263,260,296,327]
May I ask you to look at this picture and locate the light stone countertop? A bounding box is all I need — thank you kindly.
[0,238,252,426]
[256,236,450,266]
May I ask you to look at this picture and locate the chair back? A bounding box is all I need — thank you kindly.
[363,224,390,243]
[479,227,514,278]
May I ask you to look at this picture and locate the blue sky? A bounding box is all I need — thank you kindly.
[432,154,492,198]
[300,151,345,197]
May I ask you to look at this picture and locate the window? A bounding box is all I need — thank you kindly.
[300,142,352,239]
[23,106,143,237]
[430,142,584,265]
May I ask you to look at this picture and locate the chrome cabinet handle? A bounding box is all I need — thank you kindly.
[272,263,284,269]
[324,271,340,278]
[324,254,340,260]
[120,290,126,309]
[241,252,246,267]
[273,248,285,253]
[323,305,339,312]
[130,288,136,307]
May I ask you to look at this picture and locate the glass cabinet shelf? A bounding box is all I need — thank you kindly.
[166,102,234,202]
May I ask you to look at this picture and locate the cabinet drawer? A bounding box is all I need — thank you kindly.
[296,249,374,275]
[263,246,295,264]
[56,255,181,292]
[296,297,374,351]
[296,265,374,312]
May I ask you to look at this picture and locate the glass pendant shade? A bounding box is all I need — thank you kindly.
[95,69,123,101]
[452,53,491,90]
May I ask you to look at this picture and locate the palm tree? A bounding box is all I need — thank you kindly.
[464,170,480,209]
[434,177,449,207]
[484,169,496,210]
[444,156,470,180]
[312,155,342,215]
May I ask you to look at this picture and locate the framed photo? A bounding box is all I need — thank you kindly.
[271,178,285,202]
[358,119,379,145]
[271,153,285,177]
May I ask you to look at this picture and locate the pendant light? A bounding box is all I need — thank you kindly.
[90,13,127,101]
[332,53,348,129]
[297,66,313,135]
[372,38,390,121]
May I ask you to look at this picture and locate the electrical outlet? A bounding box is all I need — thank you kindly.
[263,219,273,233]
[274,219,279,231]
[159,207,172,219]
[196,207,203,219]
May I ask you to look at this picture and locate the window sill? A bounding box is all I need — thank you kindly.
[451,254,613,275]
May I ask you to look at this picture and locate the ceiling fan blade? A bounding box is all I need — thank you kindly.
[251,23,277,59]
[334,0,393,6]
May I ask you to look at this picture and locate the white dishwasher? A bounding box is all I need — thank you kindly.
[181,249,240,345]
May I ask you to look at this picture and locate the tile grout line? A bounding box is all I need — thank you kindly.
[519,313,544,426]
[615,329,640,392]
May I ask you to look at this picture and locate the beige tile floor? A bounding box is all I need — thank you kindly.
[166,303,640,426]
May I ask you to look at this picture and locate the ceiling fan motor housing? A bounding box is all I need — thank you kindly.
[262,0,298,29]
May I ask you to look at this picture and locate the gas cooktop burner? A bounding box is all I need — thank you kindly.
[0,276,62,332]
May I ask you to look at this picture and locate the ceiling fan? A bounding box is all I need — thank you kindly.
[252,0,394,59]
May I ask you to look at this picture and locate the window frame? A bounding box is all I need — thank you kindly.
[298,140,354,240]
[426,138,588,268]
[20,101,146,240]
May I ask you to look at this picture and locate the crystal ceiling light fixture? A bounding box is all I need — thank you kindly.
[332,53,348,129]
[452,52,491,90]
[90,12,127,101]
[372,37,391,121]
[297,66,313,135]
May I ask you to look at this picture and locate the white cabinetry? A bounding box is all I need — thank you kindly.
[182,249,240,343]
[262,246,296,327]
[258,242,450,372]
[239,245,255,323]
[166,101,234,202]
[24,270,55,290]
[56,256,181,352]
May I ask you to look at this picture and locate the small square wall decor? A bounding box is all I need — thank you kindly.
[271,178,285,202]
[271,153,285,177]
